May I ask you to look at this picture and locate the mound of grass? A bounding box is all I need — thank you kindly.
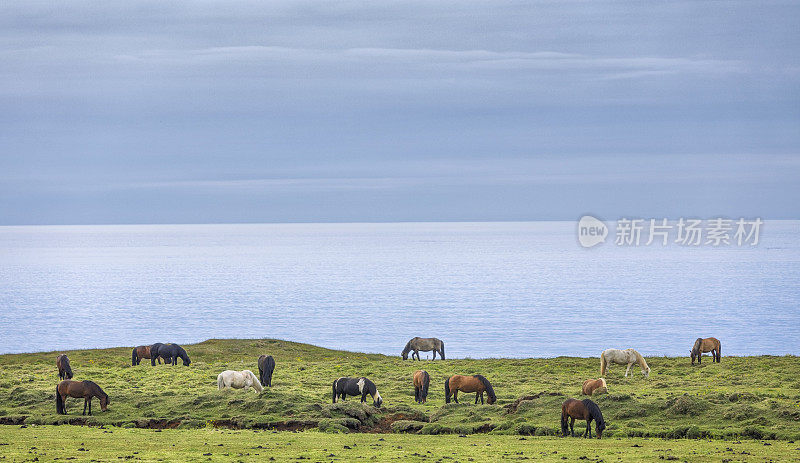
[0,339,798,440]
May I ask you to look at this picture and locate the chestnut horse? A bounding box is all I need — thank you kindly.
[561,398,605,439]
[56,354,73,380]
[131,345,168,366]
[56,380,109,415]
[581,378,607,396]
[444,374,496,405]
[691,337,721,364]
[413,370,430,403]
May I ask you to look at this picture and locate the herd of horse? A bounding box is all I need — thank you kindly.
[51,336,722,438]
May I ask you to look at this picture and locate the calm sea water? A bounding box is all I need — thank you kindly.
[0,221,798,357]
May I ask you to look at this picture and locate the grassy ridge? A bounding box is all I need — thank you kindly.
[2,427,798,462]
[0,339,798,440]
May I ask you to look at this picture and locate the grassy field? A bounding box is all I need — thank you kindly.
[1,426,798,462]
[0,339,799,442]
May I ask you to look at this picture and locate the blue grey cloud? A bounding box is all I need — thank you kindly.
[0,0,798,223]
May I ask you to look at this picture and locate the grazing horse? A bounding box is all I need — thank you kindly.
[561,398,605,439]
[217,370,263,393]
[401,337,445,360]
[56,354,73,380]
[56,380,109,415]
[332,377,383,407]
[132,345,168,366]
[444,374,496,405]
[413,370,430,403]
[581,378,608,396]
[691,337,721,364]
[152,343,190,366]
[600,348,650,378]
[258,355,275,387]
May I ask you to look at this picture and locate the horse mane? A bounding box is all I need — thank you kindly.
[362,377,377,395]
[474,375,496,402]
[633,350,649,371]
[62,356,73,378]
[582,399,605,429]
[401,339,413,355]
[692,338,702,354]
[83,380,108,399]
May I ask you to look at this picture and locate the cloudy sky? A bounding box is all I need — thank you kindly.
[1,0,798,224]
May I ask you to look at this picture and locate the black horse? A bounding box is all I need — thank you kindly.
[151,343,190,366]
[258,355,275,387]
[332,377,383,407]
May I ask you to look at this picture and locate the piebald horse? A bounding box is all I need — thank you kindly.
[691,337,721,364]
[444,374,496,405]
[217,370,263,393]
[600,348,650,378]
[56,380,109,415]
[332,377,383,407]
[56,354,73,380]
[413,370,430,403]
[561,398,605,439]
[402,337,445,360]
[581,378,608,396]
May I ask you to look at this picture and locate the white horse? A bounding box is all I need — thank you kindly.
[600,348,650,378]
[217,370,263,393]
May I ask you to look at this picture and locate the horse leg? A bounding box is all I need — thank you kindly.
[361,392,367,403]
[480,392,484,404]
[453,391,459,403]
[88,398,92,416]
[570,417,575,437]
[432,350,436,360]
[475,393,479,404]
[625,363,631,377]
[83,399,88,416]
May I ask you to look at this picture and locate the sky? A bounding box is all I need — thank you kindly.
[1,0,798,224]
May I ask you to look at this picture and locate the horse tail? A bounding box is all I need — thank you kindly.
[132,348,138,366]
[217,373,224,390]
[475,375,496,403]
[444,377,451,403]
[55,385,64,414]
[421,371,429,399]
[439,340,445,360]
[560,404,569,436]
[332,379,338,403]
[600,351,607,376]
[64,358,73,379]
[717,342,721,362]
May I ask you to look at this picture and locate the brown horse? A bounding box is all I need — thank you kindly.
[132,345,168,365]
[56,354,73,380]
[413,370,430,403]
[444,374,496,404]
[561,398,605,439]
[691,337,721,364]
[581,378,607,396]
[56,380,109,415]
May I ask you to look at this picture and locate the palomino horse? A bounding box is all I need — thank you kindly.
[151,343,191,366]
[581,378,608,396]
[402,337,445,360]
[56,380,109,415]
[258,355,275,387]
[332,377,383,407]
[413,370,430,403]
[561,398,605,438]
[217,370,263,393]
[56,354,73,380]
[444,374,496,405]
[691,337,721,364]
[132,345,168,365]
[600,348,650,378]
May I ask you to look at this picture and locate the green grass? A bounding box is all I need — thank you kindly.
[0,339,799,441]
[1,426,799,462]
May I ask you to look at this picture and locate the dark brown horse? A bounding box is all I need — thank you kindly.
[258,355,275,387]
[413,370,430,403]
[56,380,109,415]
[561,398,605,439]
[444,374,496,405]
[56,354,73,380]
[691,337,721,364]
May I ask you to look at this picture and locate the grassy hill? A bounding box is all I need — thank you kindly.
[0,339,798,440]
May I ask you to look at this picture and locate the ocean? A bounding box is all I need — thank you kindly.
[1,221,798,357]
